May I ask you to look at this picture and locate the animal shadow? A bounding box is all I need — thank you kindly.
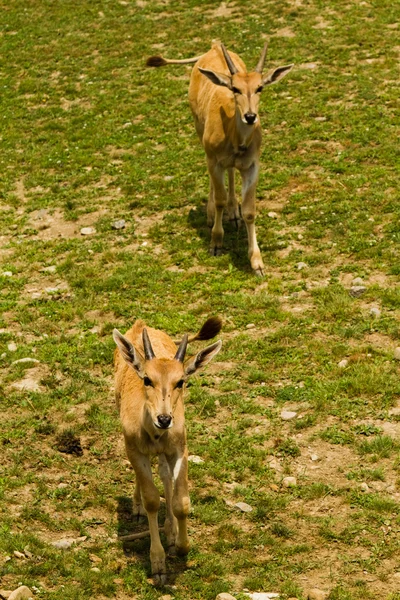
[187,201,252,274]
[116,495,188,586]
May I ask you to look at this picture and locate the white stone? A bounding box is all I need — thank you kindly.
[7,342,17,352]
[11,358,40,366]
[338,359,348,369]
[296,262,308,270]
[360,482,369,492]
[310,454,319,462]
[282,477,297,488]
[370,307,381,318]
[394,347,400,361]
[188,455,204,464]
[268,211,278,219]
[349,285,366,297]
[90,567,100,573]
[244,593,280,599]
[234,502,253,513]
[80,227,96,235]
[8,587,34,600]
[12,377,41,393]
[2,271,13,277]
[216,594,237,600]
[51,538,75,549]
[41,265,57,273]
[281,410,297,420]
[352,277,364,286]
[246,323,255,329]
[13,551,25,559]
[112,219,126,230]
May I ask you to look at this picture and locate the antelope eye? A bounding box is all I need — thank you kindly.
[144,376,153,387]
[175,379,184,389]
[232,86,241,94]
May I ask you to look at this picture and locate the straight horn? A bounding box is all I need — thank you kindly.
[142,328,155,360]
[255,42,268,73]
[221,43,238,75]
[175,334,188,362]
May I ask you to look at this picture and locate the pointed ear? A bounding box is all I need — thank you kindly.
[184,340,222,377]
[198,67,232,89]
[113,329,144,378]
[261,64,294,86]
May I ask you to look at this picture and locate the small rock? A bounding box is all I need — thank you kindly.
[370,307,381,318]
[338,359,348,369]
[216,594,237,600]
[246,323,255,329]
[51,538,75,549]
[268,211,278,219]
[57,483,68,489]
[307,589,328,600]
[7,342,17,352]
[244,593,280,599]
[393,572,400,581]
[314,116,327,122]
[352,277,364,286]
[37,209,48,219]
[80,227,96,236]
[281,410,297,420]
[349,285,366,297]
[11,357,40,366]
[13,551,26,559]
[310,454,319,462]
[89,554,102,563]
[23,548,32,559]
[360,482,370,493]
[188,455,204,464]
[111,219,126,230]
[296,262,308,270]
[40,265,57,273]
[282,477,297,488]
[2,271,13,277]
[8,587,34,600]
[90,567,101,573]
[234,502,253,513]
[394,347,400,361]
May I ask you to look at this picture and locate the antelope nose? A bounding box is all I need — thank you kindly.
[244,112,257,124]
[157,414,172,429]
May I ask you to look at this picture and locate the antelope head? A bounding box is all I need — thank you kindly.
[113,328,222,433]
[199,43,293,126]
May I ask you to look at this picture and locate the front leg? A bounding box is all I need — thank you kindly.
[241,162,264,277]
[167,450,190,556]
[126,446,166,584]
[227,168,240,227]
[207,158,227,256]
[133,481,146,519]
[158,454,178,553]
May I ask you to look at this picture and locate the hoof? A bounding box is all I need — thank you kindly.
[254,267,264,277]
[176,543,190,556]
[152,572,168,586]
[209,247,223,257]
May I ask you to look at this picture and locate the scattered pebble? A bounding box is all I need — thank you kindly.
[80,227,96,236]
[89,554,102,563]
[310,454,319,462]
[246,323,255,329]
[37,209,48,219]
[57,482,68,489]
[282,477,297,488]
[370,307,381,318]
[90,567,101,573]
[188,455,204,464]
[338,359,348,369]
[394,347,400,361]
[111,219,126,230]
[267,211,278,219]
[281,410,297,420]
[307,589,328,600]
[216,594,237,600]
[314,116,327,122]
[2,271,13,277]
[164,175,174,181]
[11,358,40,366]
[360,482,370,493]
[51,538,75,550]
[349,285,366,297]
[244,593,280,599]
[13,551,25,559]
[352,277,364,286]
[40,265,57,273]
[7,342,17,352]
[296,262,308,270]
[8,586,34,600]
[234,502,253,513]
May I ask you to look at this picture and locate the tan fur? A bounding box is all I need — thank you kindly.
[113,318,222,584]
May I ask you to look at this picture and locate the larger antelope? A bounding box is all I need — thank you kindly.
[113,317,222,584]
[147,42,293,276]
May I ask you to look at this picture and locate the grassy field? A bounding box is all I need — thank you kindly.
[1,0,400,598]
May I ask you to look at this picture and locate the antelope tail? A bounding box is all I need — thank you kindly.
[146,54,203,67]
[187,316,222,343]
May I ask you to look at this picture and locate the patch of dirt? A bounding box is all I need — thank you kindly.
[27,208,107,241]
[272,27,296,38]
[10,365,50,393]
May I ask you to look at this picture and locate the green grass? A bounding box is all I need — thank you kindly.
[1,0,400,599]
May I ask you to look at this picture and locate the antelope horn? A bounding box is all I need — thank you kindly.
[221,43,238,75]
[175,334,188,363]
[142,328,155,360]
[255,42,268,73]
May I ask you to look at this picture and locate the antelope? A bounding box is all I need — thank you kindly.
[147,42,293,276]
[113,316,222,584]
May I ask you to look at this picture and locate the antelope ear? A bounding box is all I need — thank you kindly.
[113,329,144,378]
[198,67,232,89]
[184,340,222,376]
[261,64,294,86]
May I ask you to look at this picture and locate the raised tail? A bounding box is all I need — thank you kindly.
[187,316,222,343]
[146,54,203,67]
